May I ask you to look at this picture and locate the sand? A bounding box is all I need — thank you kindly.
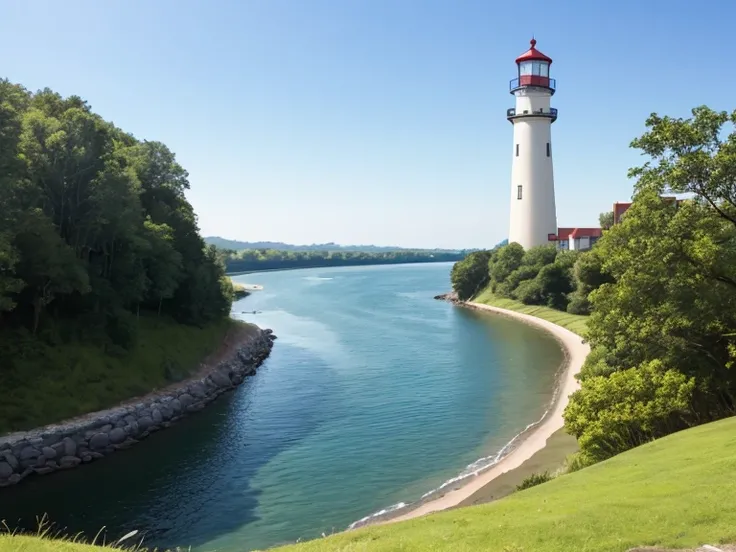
[380,301,590,524]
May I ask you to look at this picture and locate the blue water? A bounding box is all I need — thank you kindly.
[0,263,563,551]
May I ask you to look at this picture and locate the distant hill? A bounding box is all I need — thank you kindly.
[204,236,473,254]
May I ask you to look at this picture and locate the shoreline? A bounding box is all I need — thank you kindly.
[360,299,589,526]
[226,260,457,276]
[0,323,276,488]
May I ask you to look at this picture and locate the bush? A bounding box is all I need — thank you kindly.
[513,278,544,305]
[564,359,696,463]
[515,471,552,491]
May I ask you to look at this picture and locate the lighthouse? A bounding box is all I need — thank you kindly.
[507,39,558,250]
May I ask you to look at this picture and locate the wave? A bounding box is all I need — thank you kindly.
[347,403,552,530]
[303,277,334,281]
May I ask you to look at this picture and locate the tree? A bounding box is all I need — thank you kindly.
[451,250,491,300]
[599,211,614,230]
[565,105,736,463]
[488,243,525,292]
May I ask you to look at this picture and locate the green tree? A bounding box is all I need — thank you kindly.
[451,250,491,300]
[565,105,736,463]
[599,211,614,230]
[488,243,525,292]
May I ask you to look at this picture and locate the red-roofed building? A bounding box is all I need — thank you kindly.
[548,227,602,251]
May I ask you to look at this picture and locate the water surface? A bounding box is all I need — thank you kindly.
[0,263,563,551]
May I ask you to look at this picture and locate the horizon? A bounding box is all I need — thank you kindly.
[3,0,735,249]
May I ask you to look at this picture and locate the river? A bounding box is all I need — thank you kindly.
[0,262,563,551]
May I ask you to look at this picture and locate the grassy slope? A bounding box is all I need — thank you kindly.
[271,417,736,552]
[0,315,237,434]
[0,536,109,552]
[473,288,589,336]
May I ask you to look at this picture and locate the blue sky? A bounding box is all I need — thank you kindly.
[2,0,734,249]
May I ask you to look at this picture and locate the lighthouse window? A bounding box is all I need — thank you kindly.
[546,142,551,157]
[516,144,519,157]
[519,61,533,76]
[517,185,523,200]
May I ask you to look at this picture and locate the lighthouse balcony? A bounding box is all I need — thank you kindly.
[509,76,556,93]
[507,107,558,123]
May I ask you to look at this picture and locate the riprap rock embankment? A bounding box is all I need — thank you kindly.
[0,328,276,487]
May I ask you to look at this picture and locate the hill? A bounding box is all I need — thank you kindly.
[203,236,472,254]
[5,417,736,552]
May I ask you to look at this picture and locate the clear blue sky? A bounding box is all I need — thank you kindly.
[2,0,734,249]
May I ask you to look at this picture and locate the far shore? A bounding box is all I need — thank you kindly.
[226,260,456,276]
[368,299,589,526]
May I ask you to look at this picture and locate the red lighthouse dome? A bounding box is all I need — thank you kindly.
[510,38,555,94]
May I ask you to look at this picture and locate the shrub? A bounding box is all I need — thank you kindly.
[515,471,552,491]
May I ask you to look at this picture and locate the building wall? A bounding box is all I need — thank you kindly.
[508,88,557,250]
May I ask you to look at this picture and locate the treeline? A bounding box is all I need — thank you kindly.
[219,248,465,273]
[450,241,608,314]
[452,106,736,469]
[0,81,232,346]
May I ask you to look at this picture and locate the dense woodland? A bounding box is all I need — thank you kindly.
[452,106,736,468]
[219,248,465,273]
[0,80,233,334]
[0,81,235,429]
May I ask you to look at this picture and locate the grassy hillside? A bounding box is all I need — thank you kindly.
[0,316,243,434]
[4,417,736,551]
[270,416,736,552]
[473,288,589,336]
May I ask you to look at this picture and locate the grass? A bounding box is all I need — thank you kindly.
[267,416,736,552]
[0,315,239,434]
[4,418,736,551]
[473,288,589,336]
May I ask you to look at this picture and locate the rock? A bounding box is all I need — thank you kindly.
[33,466,55,475]
[42,446,57,460]
[178,394,194,408]
[42,434,62,447]
[62,437,77,457]
[114,419,126,429]
[160,405,173,420]
[1,451,19,471]
[124,421,139,436]
[82,455,93,463]
[45,460,59,469]
[0,462,14,479]
[51,442,66,457]
[59,456,81,469]
[8,473,21,485]
[109,428,126,445]
[19,446,41,460]
[186,403,204,413]
[33,455,48,467]
[210,370,231,388]
[190,383,207,399]
[138,416,153,432]
[170,399,182,414]
[89,452,104,460]
[152,409,163,424]
[89,433,109,451]
[29,437,43,447]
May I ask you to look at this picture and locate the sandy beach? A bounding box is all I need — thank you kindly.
[380,301,590,525]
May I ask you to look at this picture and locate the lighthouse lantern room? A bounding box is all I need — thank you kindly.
[507,39,558,250]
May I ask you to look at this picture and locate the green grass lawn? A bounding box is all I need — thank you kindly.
[473,288,589,337]
[0,315,242,434]
[4,418,736,551]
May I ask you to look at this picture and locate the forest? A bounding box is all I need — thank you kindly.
[219,248,466,273]
[0,80,234,431]
[451,105,736,469]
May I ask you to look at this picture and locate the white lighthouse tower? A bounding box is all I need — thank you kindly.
[507,38,558,250]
